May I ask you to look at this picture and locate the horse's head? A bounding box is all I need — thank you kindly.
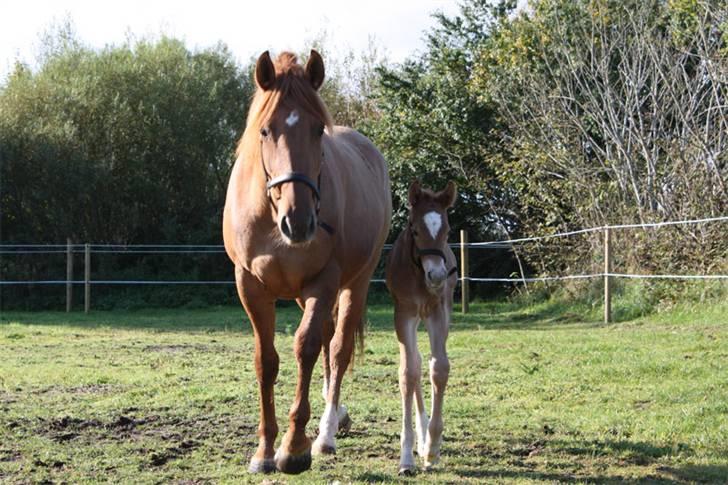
[407,180,457,290]
[251,50,332,245]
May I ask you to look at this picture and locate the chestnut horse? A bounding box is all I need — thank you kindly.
[223,51,391,474]
[385,180,457,475]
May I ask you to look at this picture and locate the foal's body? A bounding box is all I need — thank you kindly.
[386,181,457,474]
[223,51,391,474]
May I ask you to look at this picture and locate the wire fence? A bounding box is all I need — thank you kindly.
[1,216,727,319]
[1,216,727,287]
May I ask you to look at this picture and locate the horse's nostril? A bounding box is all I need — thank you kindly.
[280,216,292,238]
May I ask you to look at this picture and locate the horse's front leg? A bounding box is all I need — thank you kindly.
[275,264,340,474]
[236,265,278,474]
[423,305,450,469]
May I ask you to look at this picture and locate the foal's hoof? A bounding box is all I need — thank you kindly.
[274,448,312,475]
[248,457,276,474]
[398,465,416,476]
[312,438,336,455]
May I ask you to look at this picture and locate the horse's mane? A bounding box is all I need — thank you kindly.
[237,52,334,159]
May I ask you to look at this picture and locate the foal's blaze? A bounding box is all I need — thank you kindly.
[223,50,391,474]
[386,180,457,474]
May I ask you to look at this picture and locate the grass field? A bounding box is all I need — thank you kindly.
[1,298,727,484]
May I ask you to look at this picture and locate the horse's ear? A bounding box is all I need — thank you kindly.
[408,180,422,208]
[255,51,276,91]
[437,181,457,208]
[305,50,325,91]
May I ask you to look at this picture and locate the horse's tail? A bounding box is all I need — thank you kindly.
[351,313,365,369]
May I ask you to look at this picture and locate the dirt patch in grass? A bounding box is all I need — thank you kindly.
[142,343,219,353]
[7,412,258,448]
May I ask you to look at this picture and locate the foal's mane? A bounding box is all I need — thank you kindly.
[237,52,334,160]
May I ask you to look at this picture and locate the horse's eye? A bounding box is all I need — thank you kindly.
[260,127,270,138]
[317,124,325,136]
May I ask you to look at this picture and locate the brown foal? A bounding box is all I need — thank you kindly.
[385,180,457,475]
[223,50,391,474]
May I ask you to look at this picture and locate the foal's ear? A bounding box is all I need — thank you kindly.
[407,180,422,208]
[436,181,457,208]
[305,49,325,91]
[255,51,276,91]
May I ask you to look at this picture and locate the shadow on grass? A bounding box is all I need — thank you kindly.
[2,299,602,334]
[441,437,702,484]
[450,467,681,484]
[660,464,728,483]
[368,299,599,332]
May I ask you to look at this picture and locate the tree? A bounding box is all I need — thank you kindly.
[472,0,727,275]
[0,32,251,245]
[365,1,513,241]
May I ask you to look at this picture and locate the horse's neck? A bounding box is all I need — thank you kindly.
[239,151,271,219]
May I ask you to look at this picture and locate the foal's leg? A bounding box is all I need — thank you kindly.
[413,345,429,458]
[236,265,278,474]
[312,275,368,455]
[395,305,420,475]
[423,305,450,469]
[275,265,340,474]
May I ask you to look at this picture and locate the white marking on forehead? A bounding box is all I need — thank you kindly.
[423,211,442,239]
[285,110,299,127]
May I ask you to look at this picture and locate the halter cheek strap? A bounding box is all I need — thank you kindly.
[409,226,458,277]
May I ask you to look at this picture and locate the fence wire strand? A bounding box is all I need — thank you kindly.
[2,216,726,285]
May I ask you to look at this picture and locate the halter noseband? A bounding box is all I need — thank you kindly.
[409,224,458,278]
[260,145,334,235]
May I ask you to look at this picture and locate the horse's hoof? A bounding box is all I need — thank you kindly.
[248,457,276,474]
[337,407,352,435]
[398,465,416,476]
[274,447,312,475]
[424,455,440,470]
[312,438,336,455]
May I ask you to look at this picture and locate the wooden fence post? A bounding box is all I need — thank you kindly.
[66,238,73,312]
[604,227,612,323]
[460,230,469,314]
[84,243,91,314]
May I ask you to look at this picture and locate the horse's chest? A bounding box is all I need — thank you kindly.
[241,237,328,298]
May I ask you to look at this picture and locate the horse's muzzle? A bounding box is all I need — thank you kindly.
[280,212,317,244]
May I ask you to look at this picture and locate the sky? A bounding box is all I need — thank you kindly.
[0,0,467,79]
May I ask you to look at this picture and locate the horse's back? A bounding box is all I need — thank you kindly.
[326,126,391,275]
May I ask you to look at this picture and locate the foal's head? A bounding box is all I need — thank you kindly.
[244,50,333,245]
[407,180,457,290]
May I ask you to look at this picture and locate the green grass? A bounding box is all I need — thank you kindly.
[1,299,727,484]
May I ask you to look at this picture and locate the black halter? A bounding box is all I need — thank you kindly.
[409,224,458,277]
[260,146,334,235]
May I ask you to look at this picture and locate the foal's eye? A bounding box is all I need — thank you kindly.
[317,124,325,136]
[260,127,270,138]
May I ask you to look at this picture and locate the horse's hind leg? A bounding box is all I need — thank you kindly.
[236,265,278,474]
[423,305,450,469]
[320,305,351,433]
[395,305,421,475]
[312,276,368,455]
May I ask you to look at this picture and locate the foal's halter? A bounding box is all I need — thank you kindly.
[260,143,334,235]
[408,223,458,278]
